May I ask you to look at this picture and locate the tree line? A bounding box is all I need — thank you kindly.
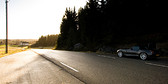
[31,34,59,47]
[57,0,167,51]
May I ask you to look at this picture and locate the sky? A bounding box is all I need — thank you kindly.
[0,0,87,39]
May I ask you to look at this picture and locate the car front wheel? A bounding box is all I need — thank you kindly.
[139,53,148,60]
[118,52,123,57]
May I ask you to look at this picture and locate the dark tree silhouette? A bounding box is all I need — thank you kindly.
[57,8,79,50]
[31,34,58,47]
[56,0,168,51]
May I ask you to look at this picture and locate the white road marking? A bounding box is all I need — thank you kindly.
[60,62,79,72]
[145,62,168,68]
[98,55,116,59]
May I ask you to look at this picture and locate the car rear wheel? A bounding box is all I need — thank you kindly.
[139,53,148,60]
[118,52,123,57]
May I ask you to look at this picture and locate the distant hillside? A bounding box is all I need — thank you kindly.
[0,39,37,45]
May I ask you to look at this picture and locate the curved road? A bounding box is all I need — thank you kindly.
[0,49,168,84]
[0,50,84,84]
[33,49,168,84]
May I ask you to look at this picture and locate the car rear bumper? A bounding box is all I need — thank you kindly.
[149,54,160,58]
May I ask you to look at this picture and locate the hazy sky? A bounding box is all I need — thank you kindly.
[0,0,87,39]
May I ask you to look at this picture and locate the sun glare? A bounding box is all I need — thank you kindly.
[0,0,87,39]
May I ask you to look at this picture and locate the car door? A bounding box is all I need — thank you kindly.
[126,46,140,56]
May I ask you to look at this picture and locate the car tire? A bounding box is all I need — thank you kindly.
[118,52,123,57]
[139,53,148,60]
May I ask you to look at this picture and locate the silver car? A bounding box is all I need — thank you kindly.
[117,46,159,60]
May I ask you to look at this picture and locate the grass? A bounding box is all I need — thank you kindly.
[0,45,28,58]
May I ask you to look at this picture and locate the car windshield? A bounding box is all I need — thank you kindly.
[140,46,148,50]
[131,46,140,50]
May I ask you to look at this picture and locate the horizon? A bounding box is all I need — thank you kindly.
[0,38,38,40]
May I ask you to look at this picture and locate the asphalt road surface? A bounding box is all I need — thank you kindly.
[0,50,84,84]
[1,49,168,84]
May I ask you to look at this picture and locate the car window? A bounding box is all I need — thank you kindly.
[131,46,139,51]
[140,46,148,50]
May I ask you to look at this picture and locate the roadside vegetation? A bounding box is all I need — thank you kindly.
[3,0,166,57]
[0,45,28,58]
[31,34,58,49]
[56,0,167,53]
[0,39,36,58]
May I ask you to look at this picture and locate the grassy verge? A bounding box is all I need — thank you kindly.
[0,45,28,58]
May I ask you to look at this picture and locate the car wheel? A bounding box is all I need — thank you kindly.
[118,52,123,57]
[139,53,148,60]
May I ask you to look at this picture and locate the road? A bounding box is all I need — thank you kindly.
[0,50,84,84]
[33,49,168,84]
[0,49,168,84]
